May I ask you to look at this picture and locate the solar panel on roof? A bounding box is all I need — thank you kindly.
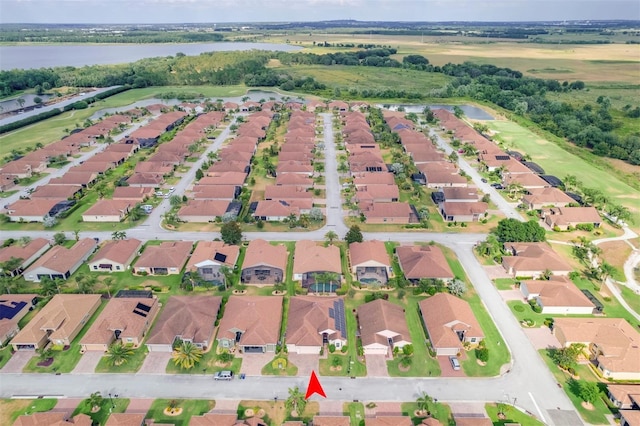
[214,252,227,263]
[135,302,151,312]
[328,308,335,319]
[132,310,148,317]
[495,155,510,161]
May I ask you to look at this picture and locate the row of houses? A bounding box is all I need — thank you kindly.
[342,111,418,224]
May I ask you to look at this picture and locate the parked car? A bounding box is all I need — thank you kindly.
[214,370,234,381]
[490,183,503,189]
[481,178,488,183]
[449,356,461,371]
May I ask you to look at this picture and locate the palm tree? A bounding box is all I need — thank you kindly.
[88,392,103,411]
[111,230,127,240]
[172,341,203,370]
[416,392,433,415]
[106,343,134,367]
[103,277,115,298]
[324,231,338,245]
[286,386,307,417]
[219,265,233,290]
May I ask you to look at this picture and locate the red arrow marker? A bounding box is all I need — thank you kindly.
[304,370,326,399]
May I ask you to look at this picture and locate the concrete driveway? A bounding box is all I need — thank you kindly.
[1,350,34,373]
[288,354,319,378]
[125,398,154,414]
[73,351,103,374]
[137,352,171,374]
[437,356,466,377]
[238,353,272,376]
[51,398,83,414]
[523,328,561,350]
[364,355,389,377]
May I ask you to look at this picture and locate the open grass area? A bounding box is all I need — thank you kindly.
[165,341,242,375]
[146,399,215,426]
[401,401,455,426]
[0,346,14,369]
[570,276,640,329]
[72,397,128,426]
[485,403,545,426]
[2,398,57,425]
[494,278,517,291]
[620,285,640,315]
[344,402,365,426]
[94,345,148,373]
[486,120,640,228]
[261,355,298,376]
[23,299,108,373]
[319,353,351,376]
[539,350,611,424]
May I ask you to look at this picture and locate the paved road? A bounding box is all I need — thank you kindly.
[426,127,525,222]
[321,112,349,237]
[0,86,122,127]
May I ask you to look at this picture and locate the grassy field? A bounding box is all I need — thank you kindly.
[400,401,455,426]
[94,345,149,373]
[146,399,215,426]
[486,120,640,224]
[72,397,128,426]
[485,403,545,426]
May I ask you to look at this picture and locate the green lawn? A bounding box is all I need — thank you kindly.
[94,345,148,373]
[165,342,242,375]
[620,285,640,315]
[261,355,298,376]
[319,353,352,376]
[0,346,14,369]
[485,403,545,426]
[72,397,129,426]
[570,276,640,329]
[344,402,365,426]
[23,299,108,373]
[145,399,215,426]
[5,398,58,424]
[486,120,639,224]
[494,278,517,291]
[539,350,611,425]
[401,401,455,426]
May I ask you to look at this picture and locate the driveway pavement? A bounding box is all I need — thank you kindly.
[211,399,240,414]
[319,400,344,416]
[364,401,403,417]
[364,355,388,377]
[288,354,319,378]
[483,265,511,280]
[499,289,524,302]
[137,352,171,375]
[437,356,466,378]
[238,353,272,376]
[125,398,154,414]
[73,351,103,374]
[523,328,561,351]
[51,398,83,414]
[1,351,33,374]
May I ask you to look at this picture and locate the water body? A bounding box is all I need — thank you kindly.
[380,103,494,120]
[0,42,302,71]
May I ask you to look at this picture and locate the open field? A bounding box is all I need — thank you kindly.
[486,120,640,224]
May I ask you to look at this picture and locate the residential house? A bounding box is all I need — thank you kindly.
[80,296,160,351]
[5,198,62,222]
[606,384,640,410]
[286,296,347,354]
[419,293,484,356]
[11,294,102,350]
[0,238,50,276]
[146,296,221,352]
[241,239,288,285]
[365,416,413,426]
[554,318,640,380]
[439,202,488,222]
[520,276,596,314]
[396,245,455,284]
[23,238,98,282]
[264,185,313,202]
[112,186,154,202]
[362,202,417,224]
[355,185,400,203]
[216,296,283,353]
[88,239,142,273]
[522,187,575,210]
[13,412,92,426]
[186,241,239,284]
[356,299,411,356]
[48,171,99,187]
[543,206,602,230]
[82,199,131,222]
[312,416,351,426]
[620,410,640,426]
[104,413,146,426]
[133,241,193,275]
[253,200,302,221]
[452,417,493,426]
[502,242,572,278]
[503,172,549,189]
[0,294,38,346]
[177,200,234,222]
[293,240,342,289]
[30,184,83,200]
[353,173,396,187]
[425,170,468,188]
[192,185,239,201]
[348,240,392,285]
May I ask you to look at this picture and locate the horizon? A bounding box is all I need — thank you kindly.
[2,0,639,25]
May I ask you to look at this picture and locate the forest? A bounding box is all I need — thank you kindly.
[1,47,638,164]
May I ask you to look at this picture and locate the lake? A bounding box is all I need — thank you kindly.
[0,42,302,71]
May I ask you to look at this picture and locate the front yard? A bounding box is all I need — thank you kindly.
[145,399,215,426]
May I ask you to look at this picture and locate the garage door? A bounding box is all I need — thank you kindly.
[15,344,36,350]
[243,346,265,353]
[147,344,173,352]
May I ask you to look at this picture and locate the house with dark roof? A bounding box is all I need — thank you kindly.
[419,293,484,356]
[286,296,347,354]
[186,241,239,285]
[23,238,98,282]
[396,245,455,284]
[81,296,159,351]
[146,296,221,352]
[348,240,392,285]
[88,239,142,273]
[356,299,411,356]
[216,296,283,353]
[0,294,38,346]
[241,239,288,285]
[133,241,193,276]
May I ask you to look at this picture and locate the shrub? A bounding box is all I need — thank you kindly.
[476,346,489,362]
[328,344,336,353]
[340,345,348,354]
[513,304,525,312]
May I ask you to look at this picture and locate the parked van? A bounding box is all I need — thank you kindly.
[449,356,461,371]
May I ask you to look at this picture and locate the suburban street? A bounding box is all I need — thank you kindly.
[4,107,630,426]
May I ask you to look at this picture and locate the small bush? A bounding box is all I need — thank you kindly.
[340,345,348,353]
[513,304,525,312]
[476,346,489,362]
[328,344,336,353]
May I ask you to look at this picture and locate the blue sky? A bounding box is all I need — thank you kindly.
[2,0,639,24]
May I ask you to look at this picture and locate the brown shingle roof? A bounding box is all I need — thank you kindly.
[217,296,283,346]
[348,240,390,269]
[81,297,158,346]
[312,416,351,426]
[365,416,413,426]
[134,241,193,270]
[286,296,345,346]
[293,240,342,275]
[83,199,131,217]
[0,238,49,265]
[523,276,595,309]
[177,200,231,218]
[23,238,97,277]
[186,241,239,272]
[419,293,484,350]
[146,296,221,346]
[502,242,572,275]
[91,239,142,267]
[242,239,288,271]
[104,413,146,426]
[14,412,92,426]
[357,299,410,348]
[396,245,454,280]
